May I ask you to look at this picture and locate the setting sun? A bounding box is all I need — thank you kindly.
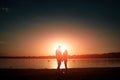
[53,43,67,54]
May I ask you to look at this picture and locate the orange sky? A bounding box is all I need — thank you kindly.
[1,1,120,56]
[1,20,118,56]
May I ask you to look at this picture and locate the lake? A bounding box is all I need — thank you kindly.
[0,58,120,69]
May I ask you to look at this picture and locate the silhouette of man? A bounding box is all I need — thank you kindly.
[56,45,62,70]
[63,49,68,70]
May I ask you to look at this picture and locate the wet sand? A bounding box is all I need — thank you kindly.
[0,67,120,80]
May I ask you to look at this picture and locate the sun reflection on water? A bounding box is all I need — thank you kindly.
[60,62,65,69]
[50,59,65,69]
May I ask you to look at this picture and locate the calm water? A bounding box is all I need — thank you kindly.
[0,58,120,69]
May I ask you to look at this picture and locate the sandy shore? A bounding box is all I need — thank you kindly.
[0,67,120,80]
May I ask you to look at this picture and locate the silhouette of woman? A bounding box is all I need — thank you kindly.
[63,49,68,70]
[56,45,62,70]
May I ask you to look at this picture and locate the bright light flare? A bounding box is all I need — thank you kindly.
[53,43,67,54]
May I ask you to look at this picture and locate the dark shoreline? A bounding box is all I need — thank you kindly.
[0,67,120,80]
[1,52,120,59]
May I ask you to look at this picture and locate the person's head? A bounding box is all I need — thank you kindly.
[58,45,61,48]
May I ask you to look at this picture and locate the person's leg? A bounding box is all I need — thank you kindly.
[64,60,67,70]
[57,61,61,70]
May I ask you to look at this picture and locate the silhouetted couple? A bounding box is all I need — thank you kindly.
[56,45,68,70]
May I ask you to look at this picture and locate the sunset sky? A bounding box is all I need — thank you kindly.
[0,0,120,56]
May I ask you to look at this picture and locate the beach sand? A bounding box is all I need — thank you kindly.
[0,67,120,80]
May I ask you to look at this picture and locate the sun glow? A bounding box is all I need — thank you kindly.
[53,43,67,54]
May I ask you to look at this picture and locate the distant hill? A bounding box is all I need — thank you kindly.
[69,52,120,58]
[0,52,120,59]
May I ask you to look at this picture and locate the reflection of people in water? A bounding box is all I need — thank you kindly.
[63,49,68,70]
[56,45,62,70]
